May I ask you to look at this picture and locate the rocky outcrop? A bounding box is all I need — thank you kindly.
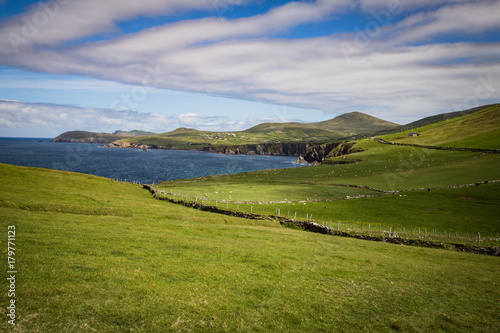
[107,141,132,148]
[303,143,338,162]
[294,156,308,164]
[107,141,165,150]
[304,141,363,163]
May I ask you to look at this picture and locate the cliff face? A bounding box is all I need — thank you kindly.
[304,142,362,162]
[304,143,340,162]
[201,142,311,157]
[106,140,312,157]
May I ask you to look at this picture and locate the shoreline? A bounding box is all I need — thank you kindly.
[101,142,313,165]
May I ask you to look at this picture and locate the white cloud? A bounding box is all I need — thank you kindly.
[0,99,320,137]
[0,0,498,125]
[177,113,202,126]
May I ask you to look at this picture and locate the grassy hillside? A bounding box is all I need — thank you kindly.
[112,129,157,136]
[382,104,500,149]
[381,104,497,135]
[1,163,499,332]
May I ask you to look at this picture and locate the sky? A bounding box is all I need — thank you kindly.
[0,0,499,137]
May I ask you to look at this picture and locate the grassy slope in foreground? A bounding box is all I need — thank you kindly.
[0,163,499,332]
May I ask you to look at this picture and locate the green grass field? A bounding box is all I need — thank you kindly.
[1,163,499,332]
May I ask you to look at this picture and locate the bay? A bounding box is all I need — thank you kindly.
[0,138,305,184]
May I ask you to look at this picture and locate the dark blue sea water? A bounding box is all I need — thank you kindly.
[0,138,304,184]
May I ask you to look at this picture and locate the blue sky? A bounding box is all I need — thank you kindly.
[0,0,499,137]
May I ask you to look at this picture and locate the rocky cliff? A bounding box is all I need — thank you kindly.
[304,142,362,162]
[200,142,311,157]
[106,140,360,163]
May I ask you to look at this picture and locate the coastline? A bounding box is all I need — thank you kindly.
[103,140,312,158]
[49,138,359,164]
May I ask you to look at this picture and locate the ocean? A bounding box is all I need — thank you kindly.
[0,138,305,184]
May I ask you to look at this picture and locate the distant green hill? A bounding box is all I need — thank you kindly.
[52,130,158,143]
[50,131,129,143]
[112,130,157,136]
[244,111,398,137]
[314,112,399,134]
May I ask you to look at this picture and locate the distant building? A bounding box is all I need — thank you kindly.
[408,132,419,137]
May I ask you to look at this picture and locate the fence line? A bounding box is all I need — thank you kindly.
[146,185,499,246]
